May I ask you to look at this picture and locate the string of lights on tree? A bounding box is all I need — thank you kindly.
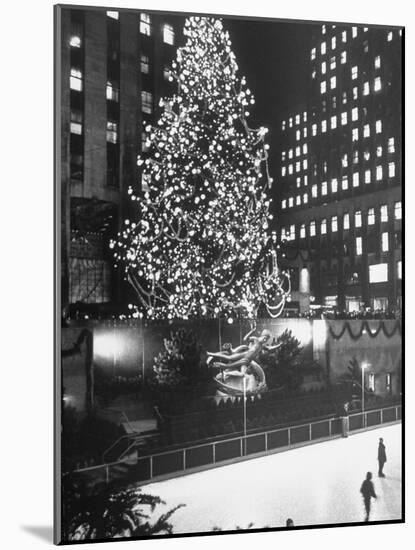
[111,16,291,320]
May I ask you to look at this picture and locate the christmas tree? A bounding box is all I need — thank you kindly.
[112,16,290,320]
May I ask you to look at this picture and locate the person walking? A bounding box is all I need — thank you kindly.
[360,472,377,522]
[378,437,387,477]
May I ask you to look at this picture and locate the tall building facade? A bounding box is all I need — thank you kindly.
[275,23,402,315]
[58,7,183,314]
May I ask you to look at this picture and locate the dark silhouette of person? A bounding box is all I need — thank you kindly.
[378,438,387,477]
[286,518,294,527]
[360,472,377,521]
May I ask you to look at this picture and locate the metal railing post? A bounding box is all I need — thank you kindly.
[212,443,216,464]
[329,419,332,437]
[309,423,312,441]
[183,449,186,471]
[288,428,291,447]
[381,408,384,424]
[265,433,268,453]
[106,465,109,484]
[150,456,153,479]
[240,437,243,457]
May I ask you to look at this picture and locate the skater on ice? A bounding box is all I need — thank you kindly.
[360,471,377,522]
[378,438,387,477]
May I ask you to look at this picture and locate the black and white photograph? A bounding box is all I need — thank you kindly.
[53,2,403,544]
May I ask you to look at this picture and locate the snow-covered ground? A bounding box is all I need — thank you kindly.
[140,423,402,533]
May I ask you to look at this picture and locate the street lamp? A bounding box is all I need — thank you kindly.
[362,363,367,427]
[243,375,247,455]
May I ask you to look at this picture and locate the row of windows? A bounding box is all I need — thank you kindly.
[311,28,395,60]
[69,14,175,50]
[282,165,397,205]
[281,202,401,241]
[316,53,381,76]
[320,75,381,95]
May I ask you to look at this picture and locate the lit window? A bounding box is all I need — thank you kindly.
[344,213,350,229]
[321,219,327,234]
[163,24,174,44]
[353,173,360,188]
[342,153,348,168]
[303,159,308,170]
[321,81,327,94]
[331,178,338,193]
[70,109,82,135]
[70,68,83,91]
[300,224,306,238]
[281,151,286,161]
[311,47,316,60]
[322,181,328,195]
[330,76,336,89]
[353,150,359,164]
[303,127,307,138]
[322,25,326,34]
[295,146,300,157]
[289,197,294,208]
[368,208,375,225]
[382,232,389,252]
[312,184,318,198]
[288,164,293,175]
[140,13,152,36]
[363,124,370,138]
[369,263,388,282]
[395,201,402,220]
[397,260,402,279]
[296,161,300,173]
[374,77,382,92]
[352,26,358,38]
[363,81,370,96]
[342,175,349,190]
[312,123,317,136]
[281,199,287,209]
[296,129,301,141]
[364,150,371,161]
[331,36,336,49]
[304,175,308,186]
[351,66,358,80]
[353,87,358,100]
[289,149,293,159]
[323,161,328,173]
[376,165,383,181]
[282,120,286,131]
[380,205,388,222]
[321,42,326,54]
[342,91,347,104]
[363,40,369,53]
[106,120,118,143]
[332,96,337,109]
[356,236,363,255]
[321,61,327,74]
[295,114,300,125]
[289,117,293,127]
[375,56,381,69]
[290,225,296,240]
[70,35,81,48]
[141,54,150,73]
[141,91,153,114]
[352,128,359,141]
[106,81,119,102]
[107,11,119,19]
[388,137,395,153]
[332,216,338,232]
[387,31,393,41]
[322,120,327,133]
[303,111,307,122]
[310,221,316,236]
[389,162,395,178]
[342,30,347,42]
[303,144,308,155]
[377,146,383,157]
[281,166,286,177]
[296,195,301,206]
[331,115,337,129]
[341,112,348,125]
[303,193,308,204]
[296,176,301,187]
[376,120,382,134]
[341,51,347,63]
[365,169,371,184]
[352,107,358,121]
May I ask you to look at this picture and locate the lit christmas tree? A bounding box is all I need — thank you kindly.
[112,16,290,320]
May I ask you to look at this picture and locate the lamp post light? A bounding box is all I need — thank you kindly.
[362,363,367,427]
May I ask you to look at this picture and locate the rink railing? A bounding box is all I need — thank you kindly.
[68,404,401,486]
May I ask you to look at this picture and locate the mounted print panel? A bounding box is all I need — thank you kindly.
[54,3,403,544]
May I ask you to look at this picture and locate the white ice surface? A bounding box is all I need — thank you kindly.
[140,423,402,533]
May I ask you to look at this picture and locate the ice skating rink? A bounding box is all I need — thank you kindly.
[141,423,402,533]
